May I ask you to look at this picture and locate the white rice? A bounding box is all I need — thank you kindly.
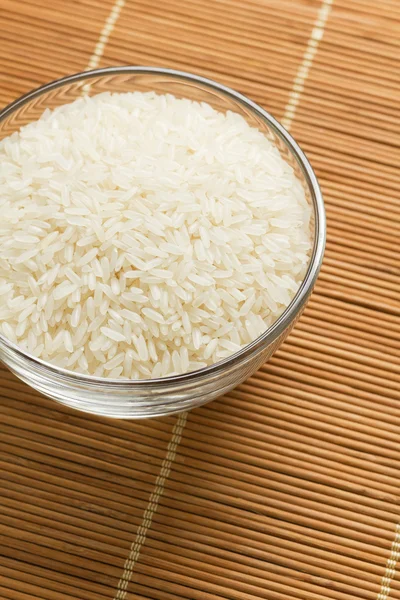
[0,91,312,379]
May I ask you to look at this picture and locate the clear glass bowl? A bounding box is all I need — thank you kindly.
[0,66,326,419]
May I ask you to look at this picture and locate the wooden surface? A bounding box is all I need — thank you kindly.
[1,0,400,599]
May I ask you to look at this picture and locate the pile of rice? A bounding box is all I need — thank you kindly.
[0,91,312,379]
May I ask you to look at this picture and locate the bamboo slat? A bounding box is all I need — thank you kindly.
[1,0,400,599]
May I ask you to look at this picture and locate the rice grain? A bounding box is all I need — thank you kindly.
[0,91,312,378]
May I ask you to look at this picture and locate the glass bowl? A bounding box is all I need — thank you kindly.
[0,66,325,419]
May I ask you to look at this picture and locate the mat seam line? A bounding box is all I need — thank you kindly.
[281,0,333,130]
[86,0,125,70]
[113,412,188,599]
[377,523,400,600]
[281,2,400,599]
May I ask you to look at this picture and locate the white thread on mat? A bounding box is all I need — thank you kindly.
[281,0,333,131]
[86,0,125,70]
[113,412,188,600]
[84,6,185,597]
[377,523,400,600]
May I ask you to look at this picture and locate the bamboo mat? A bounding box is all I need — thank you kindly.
[1,0,400,598]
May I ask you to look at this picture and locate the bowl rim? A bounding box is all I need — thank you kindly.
[0,65,326,387]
